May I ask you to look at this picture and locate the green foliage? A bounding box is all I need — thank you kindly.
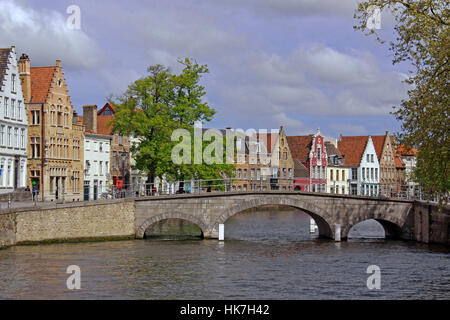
[110,58,234,183]
[354,0,450,203]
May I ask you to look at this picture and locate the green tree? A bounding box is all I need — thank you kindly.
[354,0,449,203]
[110,58,234,187]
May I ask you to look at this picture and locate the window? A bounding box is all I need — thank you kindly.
[288,168,293,179]
[367,154,370,162]
[99,143,103,152]
[105,161,109,174]
[99,161,103,175]
[371,154,374,163]
[375,168,378,180]
[11,74,16,92]
[118,135,123,145]
[17,101,22,120]
[11,100,15,118]
[362,168,365,180]
[251,169,255,179]
[342,186,345,194]
[283,152,287,160]
[57,107,63,126]
[243,169,247,178]
[0,126,4,146]
[113,152,117,169]
[31,110,40,125]
[330,169,334,181]
[73,140,80,160]
[352,168,358,180]
[14,128,18,147]
[283,168,287,178]
[73,171,80,193]
[64,139,69,158]
[4,97,9,117]
[31,137,40,158]
[317,147,321,160]
[7,127,11,147]
[371,168,374,180]
[257,169,261,180]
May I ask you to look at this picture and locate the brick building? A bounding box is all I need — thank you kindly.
[287,129,328,192]
[19,55,84,201]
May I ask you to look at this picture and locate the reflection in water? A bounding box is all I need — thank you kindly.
[0,208,448,300]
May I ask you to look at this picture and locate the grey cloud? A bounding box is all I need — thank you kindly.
[0,0,102,69]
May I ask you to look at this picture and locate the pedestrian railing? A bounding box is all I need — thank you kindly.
[0,179,433,210]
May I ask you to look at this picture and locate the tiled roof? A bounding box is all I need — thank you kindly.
[293,159,309,178]
[30,66,56,103]
[97,115,115,135]
[397,145,418,156]
[393,149,405,168]
[0,48,12,90]
[325,142,340,157]
[337,136,369,167]
[371,135,386,160]
[286,135,313,163]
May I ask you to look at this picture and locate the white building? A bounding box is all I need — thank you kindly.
[338,136,380,196]
[325,140,350,195]
[130,136,148,195]
[83,132,111,200]
[0,46,28,194]
[398,146,421,198]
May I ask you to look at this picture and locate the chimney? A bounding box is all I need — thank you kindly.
[83,105,98,133]
[18,54,31,103]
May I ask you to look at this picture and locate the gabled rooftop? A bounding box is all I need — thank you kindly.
[337,136,370,167]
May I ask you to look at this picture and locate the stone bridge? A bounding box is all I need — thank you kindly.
[135,191,415,241]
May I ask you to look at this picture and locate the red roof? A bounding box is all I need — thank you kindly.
[30,66,56,103]
[97,115,115,135]
[393,149,405,168]
[337,136,369,167]
[287,135,313,163]
[98,103,115,115]
[370,135,386,160]
[397,145,418,156]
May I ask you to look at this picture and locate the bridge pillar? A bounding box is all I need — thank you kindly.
[334,224,341,242]
[219,224,225,241]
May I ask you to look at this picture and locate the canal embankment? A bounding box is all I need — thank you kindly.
[0,199,135,249]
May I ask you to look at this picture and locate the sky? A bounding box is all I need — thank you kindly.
[0,0,411,139]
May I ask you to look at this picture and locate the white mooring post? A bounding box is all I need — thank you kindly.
[334,224,341,242]
[310,218,317,234]
[219,224,225,241]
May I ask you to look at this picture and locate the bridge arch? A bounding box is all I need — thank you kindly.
[211,197,334,239]
[136,212,208,239]
[343,214,405,240]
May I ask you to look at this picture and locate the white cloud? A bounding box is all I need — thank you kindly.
[0,0,102,69]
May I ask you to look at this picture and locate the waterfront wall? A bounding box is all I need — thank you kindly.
[0,199,135,248]
[413,201,450,245]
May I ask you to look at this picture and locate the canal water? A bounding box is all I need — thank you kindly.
[0,208,448,299]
